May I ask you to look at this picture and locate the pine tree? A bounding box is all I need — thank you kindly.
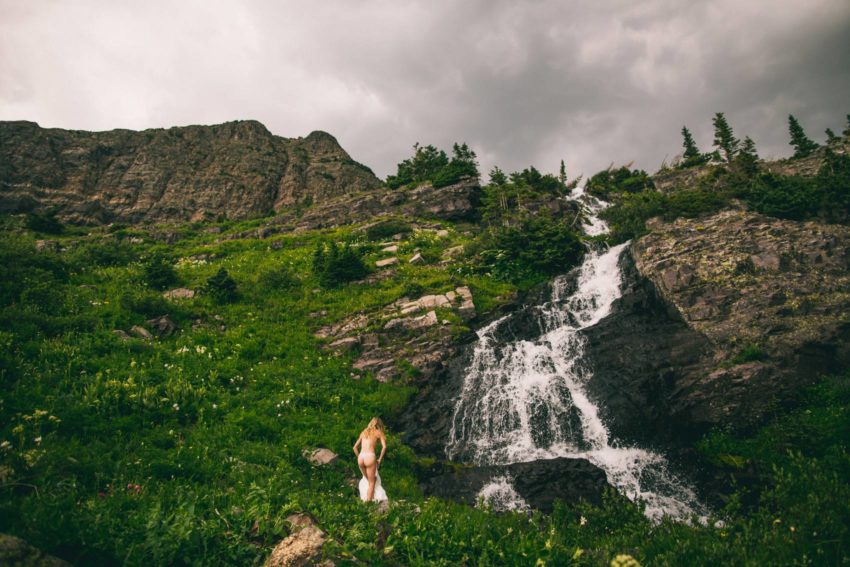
[559,160,567,185]
[737,136,759,176]
[712,113,740,163]
[843,114,850,138]
[680,126,703,167]
[788,114,819,158]
[826,128,840,145]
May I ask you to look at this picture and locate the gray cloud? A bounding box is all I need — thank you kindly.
[2,0,848,180]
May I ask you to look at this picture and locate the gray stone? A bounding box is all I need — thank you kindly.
[384,310,438,331]
[146,315,177,338]
[381,244,399,253]
[0,533,71,567]
[112,329,132,341]
[163,288,195,300]
[409,252,425,264]
[305,448,338,466]
[129,325,153,340]
[264,524,326,567]
[442,245,464,258]
[329,337,360,352]
[375,257,399,268]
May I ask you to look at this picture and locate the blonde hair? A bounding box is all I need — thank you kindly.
[364,417,385,433]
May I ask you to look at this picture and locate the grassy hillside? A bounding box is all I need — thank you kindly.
[1,211,849,566]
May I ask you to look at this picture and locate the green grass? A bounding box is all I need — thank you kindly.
[1,216,849,565]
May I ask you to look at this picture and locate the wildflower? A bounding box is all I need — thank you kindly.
[172,403,180,411]
[0,440,11,451]
[212,404,218,409]
[34,436,42,444]
[580,516,587,526]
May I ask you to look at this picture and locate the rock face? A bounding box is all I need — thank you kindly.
[0,120,380,224]
[0,533,71,567]
[265,516,326,567]
[420,457,610,513]
[587,209,850,444]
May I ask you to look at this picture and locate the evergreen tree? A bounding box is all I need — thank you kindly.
[680,126,705,167]
[843,114,850,138]
[788,114,819,158]
[559,160,567,185]
[489,166,507,186]
[712,112,740,162]
[826,128,839,145]
[737,136,759,176]
[205,268,237,303]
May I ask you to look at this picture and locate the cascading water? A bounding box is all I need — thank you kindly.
[446,189,707,522]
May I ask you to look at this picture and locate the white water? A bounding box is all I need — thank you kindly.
[449,190,706,521]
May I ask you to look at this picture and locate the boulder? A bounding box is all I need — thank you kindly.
[442,245,464,259]
[455,286,476,321]
[146,315,177,338]
[409,252,425,264]
[129,326,153,340]
[421,457,609,513]
[375,257,399,268]
[305,448,338,466]
[0,533,71,567]
[163,288,195,300]
[381,245,399,253]
[264,524,326,567]
[112,329,132,341]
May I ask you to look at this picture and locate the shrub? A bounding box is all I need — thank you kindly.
[143,254,178,290]
[312,242,369,288]
[257,264,299,291]
[475,214,584,285]
[386,142,479,189]
[586,166,654,200]
[817,149,850,222]
[25,212,64,235]
[68,238,139,268]
[745,173,820,220]
[205,268,238,303]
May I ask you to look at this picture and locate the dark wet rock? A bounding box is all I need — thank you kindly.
[420,457,609,513]
[0,533,71,567]
[146,315,177,338]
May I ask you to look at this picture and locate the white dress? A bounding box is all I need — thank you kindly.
[359,471,388,502]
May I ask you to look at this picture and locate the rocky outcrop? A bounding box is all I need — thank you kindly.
[420,457,610,513]
[0,120,380,224]
[0,533,71,567]
[267,177,482,231]
[316,286,478,383]
[588,209,850,444]
[265,514,328,567]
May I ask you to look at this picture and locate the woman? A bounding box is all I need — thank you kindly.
[353,417,387,502]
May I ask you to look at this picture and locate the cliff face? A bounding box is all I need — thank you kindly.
[586,208,850,445]
[0,120,381,224]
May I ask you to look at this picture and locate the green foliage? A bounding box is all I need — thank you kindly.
[386,142,479,189]
[204,268,238,303]
[143,254,178,290]
[257,263,300,291]
[365,219,412,241]
[25,212,64,235]
[679,126,709,168]
[312,242,369,288]
[817,148,850,222]
[788,114,820,158]
[730,344,766,365]
[745,173,821,220]
[585,166,654,200]
[488,166,507,186]
[712,112,740,163]
[735,136,759,176]
[472,214,584,285]
[68,238,139,268]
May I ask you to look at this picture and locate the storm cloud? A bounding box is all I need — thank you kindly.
[2,0,849,180]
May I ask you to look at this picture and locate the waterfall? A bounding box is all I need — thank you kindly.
[447,190,706,522]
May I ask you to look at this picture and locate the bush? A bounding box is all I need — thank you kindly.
[817,149,850,222]
[25,212,64,235]
[386,142,479,189]
[586,166,654,200]
[68,238,139,268]
[257,264,299,291]
[474,214,584,285]
[312,242,369,288]
[143,254,178,290]
[745,173,820,220]
[204,268,238,303]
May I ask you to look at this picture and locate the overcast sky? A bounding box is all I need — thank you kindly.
[2,1,849,180]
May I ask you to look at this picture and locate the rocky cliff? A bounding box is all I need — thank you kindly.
[586,208,850,446]
[0,120,381,224]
